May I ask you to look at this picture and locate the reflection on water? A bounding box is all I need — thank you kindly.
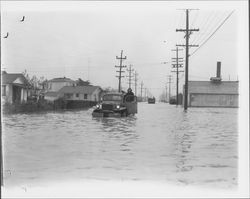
[3,103,238,188]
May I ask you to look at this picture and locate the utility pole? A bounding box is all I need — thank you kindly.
[167,75,173,103]
[165,84,168,102]
[134,71,138,96]
[127,64,134,89]
[171,47,184,105]
[140,81,143,101]
[115,50,127,92]
[176,9,199,110]
[144,88,147,100]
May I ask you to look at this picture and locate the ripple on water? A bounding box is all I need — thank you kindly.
[3,104,238,188]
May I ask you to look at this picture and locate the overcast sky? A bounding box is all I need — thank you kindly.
[1,1,248,98]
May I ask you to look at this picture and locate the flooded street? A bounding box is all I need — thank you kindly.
[3,103,238,189]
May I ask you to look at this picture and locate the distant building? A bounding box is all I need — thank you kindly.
[1,71,31,104]
[59,85,102,102]
[184,62,239,108]
[46,77,76,92]
[44,85,102,102]
[44,91,60,102]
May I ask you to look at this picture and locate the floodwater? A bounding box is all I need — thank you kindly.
[2,102,238,189]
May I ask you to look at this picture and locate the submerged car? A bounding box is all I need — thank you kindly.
[92,92,137,117]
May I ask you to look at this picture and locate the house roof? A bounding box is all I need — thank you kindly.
[2,72,30,85]
[188,81,239,94]
[44,91,60,97]
[48,77,75,83]
[58,85,101,94]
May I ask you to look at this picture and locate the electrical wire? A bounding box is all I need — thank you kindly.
[193,11,227,46]
[190,11,214,44]
[191,10,220,45]
[190,10,234,57]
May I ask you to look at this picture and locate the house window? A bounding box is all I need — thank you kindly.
[64,93,73,99]
[76,93,79,98]
[2,85,6,96]
[84,94,88,99]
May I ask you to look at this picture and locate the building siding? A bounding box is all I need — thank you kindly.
[2,84,13,104]
[186,81,239,108]
[189,93,238,107]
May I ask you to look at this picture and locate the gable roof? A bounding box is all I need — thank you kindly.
[44,91,60,97]
[2,72,30,85]
[48,77,75,83]
[188,81,239,94]
[58,85,101,94]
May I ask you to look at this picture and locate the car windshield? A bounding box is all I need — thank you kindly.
[103,94,122,101]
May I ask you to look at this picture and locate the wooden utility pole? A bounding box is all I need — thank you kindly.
[171,47,184,105]
[176,9,199,110]
[144,88,147,100]
[127,64,134,89]
[115,50,127,92]
[140,81,143,101]
[167,75,173,102]
[165,84,168,102]
[134,71,138,96]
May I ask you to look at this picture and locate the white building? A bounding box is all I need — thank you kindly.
[58,85,102,102]
[46,77,75,92]
[1,71,31,104]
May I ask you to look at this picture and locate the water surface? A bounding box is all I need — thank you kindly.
[3,103,238,188]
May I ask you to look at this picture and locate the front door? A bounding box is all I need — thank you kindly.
[12,85,22,103]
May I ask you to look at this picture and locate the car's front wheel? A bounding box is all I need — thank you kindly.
[121,110,128,117]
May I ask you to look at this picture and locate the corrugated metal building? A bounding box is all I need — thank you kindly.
[187,81,238,107]
[185,62,239,108]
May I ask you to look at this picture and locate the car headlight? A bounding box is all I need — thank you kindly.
[116,105,120,109]
[96,104,102,109]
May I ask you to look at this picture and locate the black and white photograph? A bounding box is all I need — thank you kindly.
[1,0,249,198]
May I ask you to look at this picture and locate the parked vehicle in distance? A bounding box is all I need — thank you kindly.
[92,92,137,117]
[169,97,177,105]
[148,97,155,104]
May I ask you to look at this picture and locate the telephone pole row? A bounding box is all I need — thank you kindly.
[171,47,184,105]
[134,71,138,96]
[144,88,147,99]
[176,9,199,110]
[115,50,127,92]
[167,75,173,103]
[140,81,143,100]
[126,64,134,89]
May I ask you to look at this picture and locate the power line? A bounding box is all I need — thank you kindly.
[190,10,222,45]
[190,10,234,57]
[189,11,214,44]
[192,11,227,46]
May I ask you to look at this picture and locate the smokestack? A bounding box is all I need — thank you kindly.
[216,61,221,78]
[210,61,222,82]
